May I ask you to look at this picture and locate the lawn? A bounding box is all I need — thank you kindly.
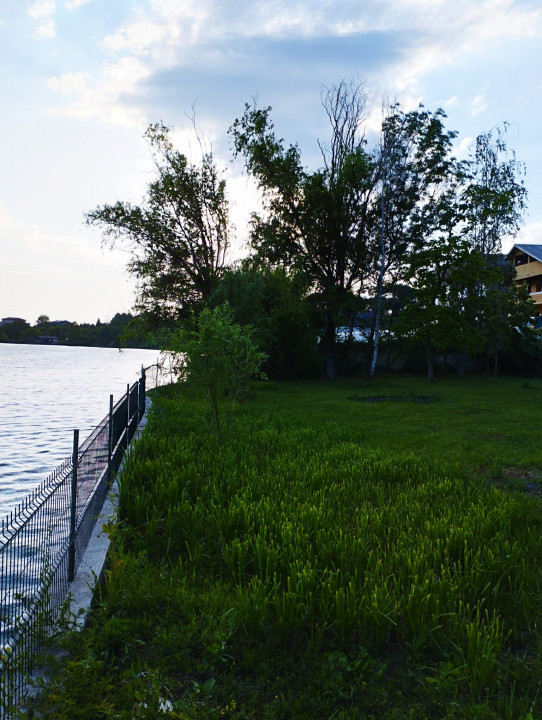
[28,376,542,719]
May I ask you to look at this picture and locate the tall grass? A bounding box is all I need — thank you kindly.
[30,377,542,719]
[113,378,542,715]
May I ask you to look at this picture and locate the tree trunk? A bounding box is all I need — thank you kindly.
[370,149,387,378]
[494,347,499,377]
[323,325,337,380]
[425,335,435,381]
[339,313,356,377]
[366,319,376,378]
[385,310,394,371]
[324,345,337,380]
[370,273,384,378]
[458,350,467,379]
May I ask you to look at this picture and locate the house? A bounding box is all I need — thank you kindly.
[35,335,59,345]
[0,317,26,326]
[507,244,542,315]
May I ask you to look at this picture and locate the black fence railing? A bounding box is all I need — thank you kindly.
[0,370,147,716]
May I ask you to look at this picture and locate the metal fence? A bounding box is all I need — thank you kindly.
[0,370,147,715]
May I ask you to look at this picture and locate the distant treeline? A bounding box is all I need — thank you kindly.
[0,313,156,349]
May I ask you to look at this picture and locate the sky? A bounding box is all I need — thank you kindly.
[2,0,542,324]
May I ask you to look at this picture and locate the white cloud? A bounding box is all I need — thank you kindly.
[27,0,56,38]
[226,172,261,259]
[47,57,151,128]
[371,0,542,98]
[471,94,488,116]
[103,21,169,55]
[514,220,542,249]
[0,201,98,259]
[27,0,55,19]
[444,95,458,109]
[35,17,55,37]
[47,71,89,95]
[43,0,542,133]
[65,0,91,9]
[455,136,473,158]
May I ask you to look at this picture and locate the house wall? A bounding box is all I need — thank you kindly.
[510,249,542,314]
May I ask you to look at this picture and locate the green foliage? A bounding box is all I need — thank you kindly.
[209,266,320,379]
[229,89,530,380]
[75,89,530,375]
[462,124,527,257]
[390,121,530,378]
[0,313,155,348]
[368,103,460,375]
[0,319,31,343]
[230,82,376,379]
[165,304,266,436]
[36,314,50,327]
[86,122,230,320]
[395,235,534,379]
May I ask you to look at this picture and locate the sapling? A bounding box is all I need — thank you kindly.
[167,303,266,438]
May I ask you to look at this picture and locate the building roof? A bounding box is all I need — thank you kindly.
[509,244,542,263]
[0,317,26,324]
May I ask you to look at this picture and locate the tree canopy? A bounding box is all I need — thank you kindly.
[230,81,377,379]
[87,85,533,379]
[86,122,230,321]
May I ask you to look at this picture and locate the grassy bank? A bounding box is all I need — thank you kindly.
[29,376,542,719]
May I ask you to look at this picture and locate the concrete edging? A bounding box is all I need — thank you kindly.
[67,395,152,627]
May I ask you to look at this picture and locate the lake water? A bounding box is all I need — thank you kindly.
[0,344,166,520]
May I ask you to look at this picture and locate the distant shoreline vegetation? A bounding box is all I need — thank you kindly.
[0,313,157,349]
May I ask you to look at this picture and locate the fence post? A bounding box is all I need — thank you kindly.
[140,366,146,420]
[126,383,130,449]
[107,394,113,485]
[68,429,79,582]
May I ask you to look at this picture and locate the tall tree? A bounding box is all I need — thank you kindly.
[369,104,459,376]
[452,124,530,373]
[480,263,533,376]
[394,119,530,379]
[86,123,230,320]
[462,124,527,257]
[230,81,377,380]
[395,230,466,381]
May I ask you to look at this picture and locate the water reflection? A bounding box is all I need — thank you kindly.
[0,344,163,518]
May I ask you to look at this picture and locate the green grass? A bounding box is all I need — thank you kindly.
[26,376,542,719]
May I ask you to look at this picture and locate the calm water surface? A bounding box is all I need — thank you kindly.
[0,344,163,519]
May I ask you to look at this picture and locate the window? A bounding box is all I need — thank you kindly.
[515,253,529,266]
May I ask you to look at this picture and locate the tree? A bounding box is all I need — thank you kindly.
[395,120,530,379]
[395,235,463,381]
[210,265,320,379]
[166,304,266,438]
[481,267,533,376]
[230,81,377,380]
[436,124,530,375]
[86,122,230,320]
[36,315,50,327]
[462,124,527,257]
[368,104,459,376]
